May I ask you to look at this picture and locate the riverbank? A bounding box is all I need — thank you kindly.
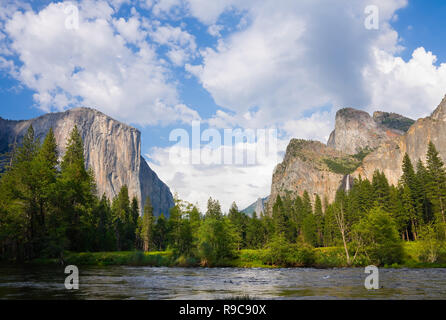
[19,242,446,269]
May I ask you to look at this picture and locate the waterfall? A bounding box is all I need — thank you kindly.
[346,174,350,192]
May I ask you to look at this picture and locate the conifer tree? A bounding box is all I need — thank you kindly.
[426,142,446,237]
[372,170,390,208]
[272,195,288,238]
[58,126,96,251]
[313,195,324,246]
[154,213,168,251]
[140,196,155,252]
[228,202,246,250]
[112,185,131,250]
[416,159,433,223]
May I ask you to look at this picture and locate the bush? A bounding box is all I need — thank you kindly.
[314,247,349,267]
[416,224,444,263]
[262,235,315,267]
[353,207,404,266]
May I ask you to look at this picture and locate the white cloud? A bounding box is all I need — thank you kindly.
[151,0,182,18]
[0,0,199,126]
[114,16,146,43]
[147,133,288,211]
[282,110,336,144]
[365,47,446,119]
[184,0,236,25]
[149,24,197,66]
[207,24,223,37]
[187,0,411,128]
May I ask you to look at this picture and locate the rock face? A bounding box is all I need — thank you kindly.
[268,140,348,211]
[327,108,414,155]
[0,107,174,216]
[355,96,446,185]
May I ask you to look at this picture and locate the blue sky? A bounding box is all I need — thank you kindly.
[1,0,446,210]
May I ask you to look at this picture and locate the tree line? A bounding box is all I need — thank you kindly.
[1,126,445,266]
[0,126,142,261]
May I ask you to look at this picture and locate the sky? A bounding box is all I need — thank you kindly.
[1,0,446,212]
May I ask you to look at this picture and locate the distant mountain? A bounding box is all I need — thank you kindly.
[242,196,269,216]
[0,107,174,216]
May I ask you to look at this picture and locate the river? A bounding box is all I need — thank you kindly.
[0,266,445,300]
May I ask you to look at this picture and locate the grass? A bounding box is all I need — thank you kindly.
[26,242,446,269]
[52,251,175,267]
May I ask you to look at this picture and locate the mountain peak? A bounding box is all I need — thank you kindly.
[328,107,413,155]
[431,95,446,121]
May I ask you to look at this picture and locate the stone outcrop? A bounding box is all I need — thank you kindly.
[327,108,414,155]
[354,96,446,185]
[267,140,349,211]
[0,107,174,216]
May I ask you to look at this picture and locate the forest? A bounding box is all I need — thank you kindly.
[0,125,445,267]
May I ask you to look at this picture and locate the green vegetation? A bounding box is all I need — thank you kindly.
[1,125,445,269]
[323,157,360,175]
[375,112,415,132]
[323,148,373,175]
[27,241,446,268]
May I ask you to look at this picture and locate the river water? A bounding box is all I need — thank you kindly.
[0,266,445,300]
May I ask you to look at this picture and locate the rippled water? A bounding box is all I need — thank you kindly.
[0,266,445,300]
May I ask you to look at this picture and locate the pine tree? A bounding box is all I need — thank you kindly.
[206,197,223,219]
[58,126,96,251]
[167,198,183,249]
[416,159,433,224]
[35,128,63,255]
[322,203,338,246]
[0,125,40,260]
[129,197,140,247]
[302,213,317,246]
[372,170,390,208]
[400,154,423,239]
[313,195,324,246]
[111,185,131,250]
[228,202,246,250]
[246,212,266,249]
[388,186,408,240]
[426,142,446,237]
[140,196,155,252]
[94,195,116,251]
[153,213,168,251]
[272,195,288,238]
[188,205,202,245]
[35,128,59,229]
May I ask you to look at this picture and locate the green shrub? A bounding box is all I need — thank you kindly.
[416,225,445,263]
[352,207,404,266]
[262,235,315,267]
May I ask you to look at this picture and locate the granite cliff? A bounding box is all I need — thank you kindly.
[327,108,414,155]
[354,96,446,185]
[0,107,174,216]
[268,139,353,211]
[267,100,424,213]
